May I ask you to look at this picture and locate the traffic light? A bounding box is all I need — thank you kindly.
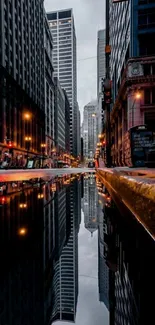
[104,89,111,104]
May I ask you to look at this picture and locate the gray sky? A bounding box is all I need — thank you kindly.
[44,0,105,119]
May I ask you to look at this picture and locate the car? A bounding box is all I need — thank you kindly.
[63,164,70,168]
[88,162,95,168]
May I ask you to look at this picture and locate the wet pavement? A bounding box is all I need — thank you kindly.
[0,173,154,325]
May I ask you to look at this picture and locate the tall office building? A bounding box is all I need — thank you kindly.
[44,13,55,157]
[82,100,98,160]
[54,77,65,151]
[98,199,109,310]
[0,0,45,160]
[51,179,80,323]
[107,0,155,165]
[47,9,77,157]
[97,30,106,135]
[83,176,98,236]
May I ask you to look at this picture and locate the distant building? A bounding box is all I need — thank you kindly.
[77,104,81,158]
[47,9,78,157]
[83,176,98,236]
[97,30,106,135]
[54,77,65,151]
[82,100,98,160]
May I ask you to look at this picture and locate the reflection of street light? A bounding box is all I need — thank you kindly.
[18,228,27,236]
[24,113,31,120]
[19,203,27,208]
[37,193,44,199]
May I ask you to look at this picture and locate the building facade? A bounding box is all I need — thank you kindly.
[63,90,70,155]
[47,9,78,157]
[97,30,106,135]
[83,176,98,236]
[54,77,65,152]
[44,13,55,158]
[0,0,45,167]
[82,100,98,160]
[107,0,155,165]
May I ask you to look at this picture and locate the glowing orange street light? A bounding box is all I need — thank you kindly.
[18,227,27,236]
[135,92,141,100]
[25,137,31,141]
[37,193,44,199]
[24,113,31,120]
[41,143,46,148]
[19,203,27,209]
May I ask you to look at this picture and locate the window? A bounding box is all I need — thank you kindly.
[58,10,71,19]
[47,13,57,20]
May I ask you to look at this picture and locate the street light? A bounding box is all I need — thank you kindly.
[24,113,31,120]
[25,137,32,158]
[92,113,96,117]
[132,91,141,127]
[40,143,46,168]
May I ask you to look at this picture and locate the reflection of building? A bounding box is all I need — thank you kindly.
[54,186,67,259]
[51,178,81,323]
[83,176,98,236]
[47,9,77,157]
[0,182,57,325]
[82,101,98,160]
[98,198,109,310]
[103,196,155,325]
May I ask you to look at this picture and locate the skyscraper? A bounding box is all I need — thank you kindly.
[97,30,106,135]
[82,100,98,160]
[0,0,45,161]
[47,9,77,157]
[83,176,98,237]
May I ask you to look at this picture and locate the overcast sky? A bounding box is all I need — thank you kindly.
[44,0,105,120]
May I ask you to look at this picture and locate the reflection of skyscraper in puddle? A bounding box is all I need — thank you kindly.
[83,176,98,236]
[0,182,57,325]
[51,179,81,323]
[97,196,109,310]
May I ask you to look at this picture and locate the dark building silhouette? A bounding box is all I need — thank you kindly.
[103,195,155,325]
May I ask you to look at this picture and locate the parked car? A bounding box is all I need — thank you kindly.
[88,161,95,168]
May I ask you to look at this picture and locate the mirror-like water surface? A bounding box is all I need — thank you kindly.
[0,173,154,325]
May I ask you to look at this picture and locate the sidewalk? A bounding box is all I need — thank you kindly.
[97,167,155,240]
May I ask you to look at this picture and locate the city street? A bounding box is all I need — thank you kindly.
[0,168,95,182]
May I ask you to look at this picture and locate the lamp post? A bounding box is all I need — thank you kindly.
[40,143,46,168]
[131,92,141,127]
[25,137,31,158]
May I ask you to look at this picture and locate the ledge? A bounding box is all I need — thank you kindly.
[96,167,155,240]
